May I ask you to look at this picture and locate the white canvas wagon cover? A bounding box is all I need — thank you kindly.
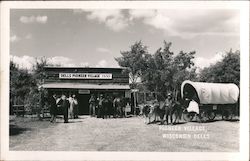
[181,80,239,104]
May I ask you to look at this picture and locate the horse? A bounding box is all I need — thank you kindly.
[141,98,184,125]
[164,100,184,125]
[171,101,184,124]
[141,100,167,124]
[142,104,152,124]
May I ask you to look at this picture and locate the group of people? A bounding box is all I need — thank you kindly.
[48,93,130,123]
[89,94,130,119]
[49,93,79,123]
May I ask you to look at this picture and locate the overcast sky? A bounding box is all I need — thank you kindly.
[10,9,240,70]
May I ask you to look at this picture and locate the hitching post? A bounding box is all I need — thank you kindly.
[134,92,136,115]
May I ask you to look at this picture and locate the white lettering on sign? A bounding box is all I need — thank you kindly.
[59,73,112,79]
[78,90,90,94]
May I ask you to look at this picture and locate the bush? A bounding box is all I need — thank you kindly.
[24,88,40,114]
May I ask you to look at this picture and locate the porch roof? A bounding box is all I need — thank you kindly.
[41,83,130,90]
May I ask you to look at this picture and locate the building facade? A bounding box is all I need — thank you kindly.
[42,67,130,115]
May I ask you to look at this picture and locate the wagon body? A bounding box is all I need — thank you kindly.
[181,80,239,104]
[180,80,239,121]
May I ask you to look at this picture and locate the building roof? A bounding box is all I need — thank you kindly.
[44,66,127,70]
[42,83,130,90]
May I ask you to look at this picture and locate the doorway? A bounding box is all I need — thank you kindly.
[78,94,91,115]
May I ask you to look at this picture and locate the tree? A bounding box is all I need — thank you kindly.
[141,41,197,100]
[172,51,197,100]
[10,60,36,108]
[30,57,53,119]
[199,49,240,86]
[32,56,51,86]
[10,57,53,116]
[141,41,174,98]
[115,41,150,89]
[10,56,58,118]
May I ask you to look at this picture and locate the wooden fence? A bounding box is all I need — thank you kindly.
[11,104,50,118]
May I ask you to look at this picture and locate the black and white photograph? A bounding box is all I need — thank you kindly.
[1,1,249,161]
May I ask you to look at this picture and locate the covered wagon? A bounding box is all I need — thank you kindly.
[181,80,239,121]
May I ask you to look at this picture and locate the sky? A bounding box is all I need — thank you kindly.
[10,9,240,70]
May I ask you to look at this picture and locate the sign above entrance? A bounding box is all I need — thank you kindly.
[59,73,112,79]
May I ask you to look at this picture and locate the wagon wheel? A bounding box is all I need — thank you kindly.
[183,110,194,122]
[221,109,227,120]
[227,111,234,121]
[208,111,216,121]
[222,109,233,121]
[198,110,209,122]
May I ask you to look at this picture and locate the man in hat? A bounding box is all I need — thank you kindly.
[102,94,109,119]
[72,94,79,119]
[57,94,70,123]
[49,93,57,123]
[89,94,96,117]
[98,94,105,119]
[164,92,174,125]
[113,95,119,118]
[113,95,123,118]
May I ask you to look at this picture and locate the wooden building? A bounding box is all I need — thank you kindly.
[42,66,130,114]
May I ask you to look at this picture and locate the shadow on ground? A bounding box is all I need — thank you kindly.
[172,122,187,125]
[146,120,187,125]
[189,118,240,124]
[64,120,83,123]
[226,119,240,122]
[10,124,31,136]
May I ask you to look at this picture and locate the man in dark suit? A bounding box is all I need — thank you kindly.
[102,95,109,119]
[98,94,105,119]
[107,95,113,118]
[49,93,57,123]
[89,94,96,117]
[57,94,70,123]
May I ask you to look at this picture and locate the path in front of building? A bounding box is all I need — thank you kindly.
[10,116,239,151]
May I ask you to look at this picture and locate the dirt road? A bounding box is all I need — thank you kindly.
[10,116,239,151]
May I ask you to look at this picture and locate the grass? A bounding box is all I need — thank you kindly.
[9,115,239,151]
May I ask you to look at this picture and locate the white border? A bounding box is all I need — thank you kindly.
[1,1,249,161]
